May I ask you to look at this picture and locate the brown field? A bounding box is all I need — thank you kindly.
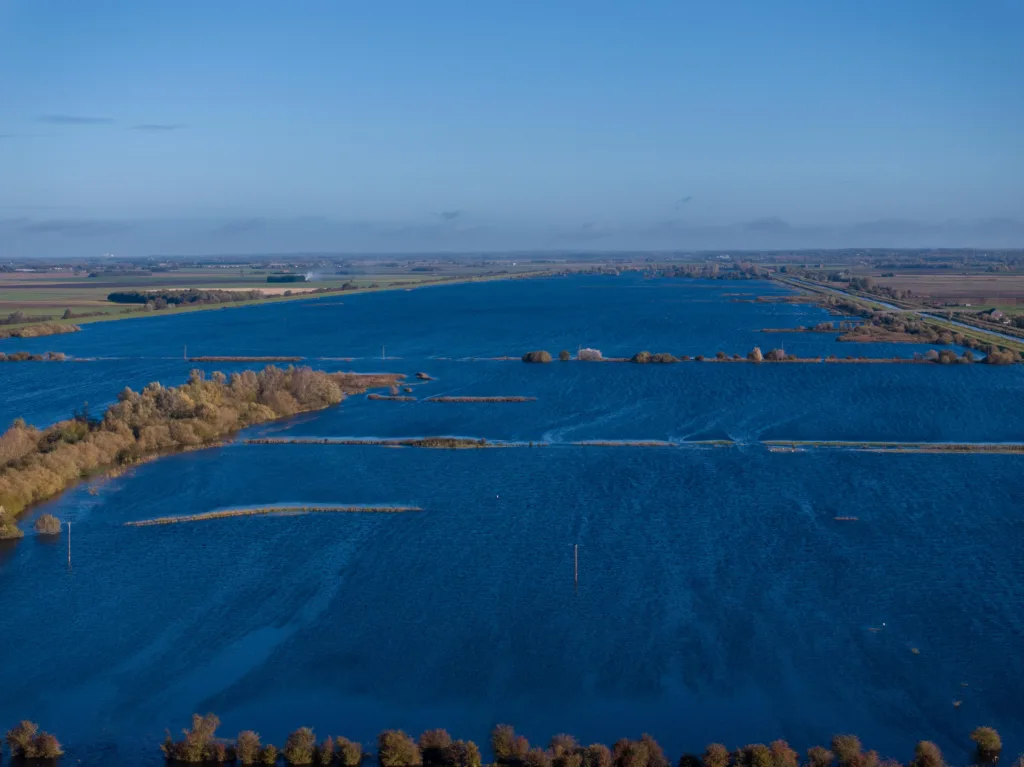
[872,273,1024,306]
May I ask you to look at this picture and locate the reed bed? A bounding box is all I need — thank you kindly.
[125,504,422,526]
[367,393,418,402]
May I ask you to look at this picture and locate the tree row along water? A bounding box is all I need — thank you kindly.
[2,716,1009,767]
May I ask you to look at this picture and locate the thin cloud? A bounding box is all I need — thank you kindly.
[210,218,267,237]
[131,123,185,132]
[37,114,114,125]
[435,210,462,221]
[20,218,132,236]
[674,195,694,210]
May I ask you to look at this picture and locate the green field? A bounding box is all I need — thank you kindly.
[0,262,566,331]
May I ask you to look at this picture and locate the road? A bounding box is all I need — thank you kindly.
[778,276,1024,346]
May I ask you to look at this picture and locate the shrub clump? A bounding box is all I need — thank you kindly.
[522,351,553,363]
[493,725,530,764]
[34,512,61,536]
[379,730,422,767]
[283,726,317,765]
[559,350,571,361]
[5,720,64,759]
[420,729,453,766]
[336,736,363,766]
[578,348,603,361]
[237,730,262,765]
[748,347,764,362]
[970,728,1001,762]
[0,505,24,540]
[161,713,228,763]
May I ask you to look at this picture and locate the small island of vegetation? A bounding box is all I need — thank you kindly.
[0,366,401,536]
[0,322,80,340]
[522,350,553,363]
[0,350,67,362]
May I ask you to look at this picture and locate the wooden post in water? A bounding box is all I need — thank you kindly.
[574,544,578,588]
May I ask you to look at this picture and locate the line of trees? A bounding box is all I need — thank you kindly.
[0,367,394,530]
[5,717,1013,767]
[107,288,267,308]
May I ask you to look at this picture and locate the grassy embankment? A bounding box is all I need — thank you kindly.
[0,366,402,537]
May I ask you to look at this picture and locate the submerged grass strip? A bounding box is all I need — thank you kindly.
[244,437,735,449]
[187,355,305,362]
[765,440,1024,454]
[124,505,422,527]
[425,396,537,403]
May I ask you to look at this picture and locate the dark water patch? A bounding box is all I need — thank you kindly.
[1,446,1021,764]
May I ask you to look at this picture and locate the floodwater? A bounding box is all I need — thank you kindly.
[1,275,1022,766]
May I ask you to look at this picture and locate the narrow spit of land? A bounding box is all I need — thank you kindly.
[244,437,733,449]
[365,394,538,403]
[244,436,1024,454]
[765,440,1024,454]
[187,355,304,362]
[0,367,403,538]
[124,505,422,527]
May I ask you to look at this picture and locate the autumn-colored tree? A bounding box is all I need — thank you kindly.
[236,731,262,765]
[807,746,835,767]
[583,744,613,767]
[769,740,798,767]
[337,737,364,767]
[5,720,62,758]
[161,713,223,763]
[420,729,454,766]
[446,739,483,767]
[525,748,553,767]
[970,728,1001,763]
[34,512,61,535]
[493,725,529,763]
[910,741,944,767]
[522,351,553,363]
[379,730,422,767]
[703,744,730,767]
[831,736,863,767]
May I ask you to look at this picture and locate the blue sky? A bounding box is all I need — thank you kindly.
[2,0,1023,255]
